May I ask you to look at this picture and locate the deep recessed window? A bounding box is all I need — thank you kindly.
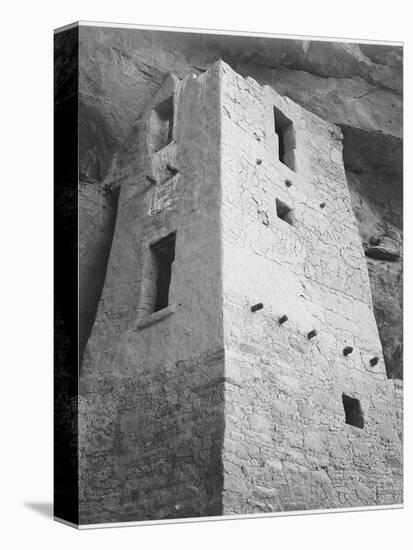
[342,394,364,429]
[276,199,293,226]
[150,96,174,153]
[150,232,176,312]
[273,106,296,171]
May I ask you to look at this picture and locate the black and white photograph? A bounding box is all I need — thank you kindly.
[54,22,403,527]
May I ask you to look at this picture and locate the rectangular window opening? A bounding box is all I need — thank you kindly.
[150,232,176,312]
[342,394,364,429]
[150,96,174,153]
[276,199,293,226]
[273,106,296,171]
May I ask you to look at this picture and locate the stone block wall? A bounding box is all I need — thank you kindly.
[220,62,402,513]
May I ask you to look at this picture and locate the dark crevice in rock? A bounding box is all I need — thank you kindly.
[342,125,403,380]
[365,245,400,262]
[341,125,402,230]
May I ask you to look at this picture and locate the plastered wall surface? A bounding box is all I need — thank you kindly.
[79,64,226,523]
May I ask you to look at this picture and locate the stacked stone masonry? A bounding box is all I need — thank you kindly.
[79,61,402,524]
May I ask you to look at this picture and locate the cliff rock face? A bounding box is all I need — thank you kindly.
[77,26,402,378]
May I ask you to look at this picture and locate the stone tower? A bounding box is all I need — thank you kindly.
[79,60,402,525]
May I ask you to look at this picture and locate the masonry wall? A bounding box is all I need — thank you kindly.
[219,63,402,513]
[79,65,225,524]
[78,60,402,525]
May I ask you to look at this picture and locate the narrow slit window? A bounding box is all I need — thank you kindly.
[276,199,293,226]
[150,96,174,153]
[342,394,364,429]
[150,232,176,312]
[273,106,296,171]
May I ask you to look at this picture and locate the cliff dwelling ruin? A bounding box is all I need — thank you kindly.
[54,25,403,526]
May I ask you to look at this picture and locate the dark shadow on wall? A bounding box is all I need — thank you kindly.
[341,125,403,380]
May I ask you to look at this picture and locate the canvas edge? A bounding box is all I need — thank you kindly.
[54,504,403,530]
[53,20,403,46]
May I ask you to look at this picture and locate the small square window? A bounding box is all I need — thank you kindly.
[342,394,364,429]
[273,106,296,171]
[276,199,293,226]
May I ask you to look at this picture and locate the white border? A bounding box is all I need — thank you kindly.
[54,504,403,530]
[53,20,403,47]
